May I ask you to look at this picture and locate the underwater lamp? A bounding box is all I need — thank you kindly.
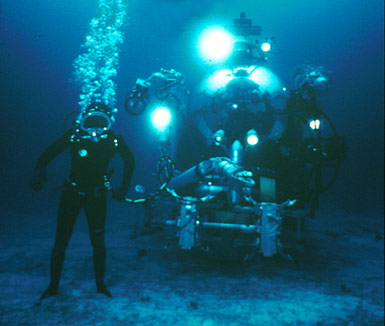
[309,119,321,130]
[150,106,173,132]
[261,41,271,52]
[213,129,225,146]
[246,129,259,146]
[198,26,235,63]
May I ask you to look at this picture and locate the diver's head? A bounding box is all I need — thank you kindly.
[293,65,331,94]
[77,102,115,142]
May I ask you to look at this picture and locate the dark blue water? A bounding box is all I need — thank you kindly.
[0,0,383,216]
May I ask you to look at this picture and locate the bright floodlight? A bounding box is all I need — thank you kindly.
[246,130,259,146]
[198,26,235,63]
[261,42,271,52]
[151,106,172,132]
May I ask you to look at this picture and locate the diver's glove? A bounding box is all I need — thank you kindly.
[30,168,47,191]
[112,184,129,201]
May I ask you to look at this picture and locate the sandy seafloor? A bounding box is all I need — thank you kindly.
[0,203,383,326]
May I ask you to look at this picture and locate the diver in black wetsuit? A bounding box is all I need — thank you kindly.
[30,102,135,300]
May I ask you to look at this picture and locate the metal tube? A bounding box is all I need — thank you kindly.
[201,222,257,233]
[165,220,258,233]
[167,166,199,190]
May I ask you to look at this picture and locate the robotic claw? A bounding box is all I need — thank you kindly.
[124,13,346,259]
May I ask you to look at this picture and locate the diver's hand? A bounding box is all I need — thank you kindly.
[30,169,47,191]
[112,185,129,201]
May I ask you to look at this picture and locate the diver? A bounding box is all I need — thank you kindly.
[30,102,135,300]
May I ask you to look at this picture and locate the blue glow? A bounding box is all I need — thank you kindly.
[73,0,127,113]
[198,26,235,63]
[203,66,284,95]
[204,69,234,93]
[78,149,88,157]
[261,42,271,52]
[248,67,282,93]
[151,106,173,132]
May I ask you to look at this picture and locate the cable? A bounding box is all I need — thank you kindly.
[124,155,174,204]
[124,155,217,205]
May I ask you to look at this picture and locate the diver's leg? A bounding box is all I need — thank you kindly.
[84,194,111,297]
[40,191,80,300]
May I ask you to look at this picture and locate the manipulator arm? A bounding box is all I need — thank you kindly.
[168,157,254,192]
[124,69,188,116]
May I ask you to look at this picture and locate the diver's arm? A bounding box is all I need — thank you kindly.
[35,131,71,170]
[30,131,71,190]
[112,135,135,201]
